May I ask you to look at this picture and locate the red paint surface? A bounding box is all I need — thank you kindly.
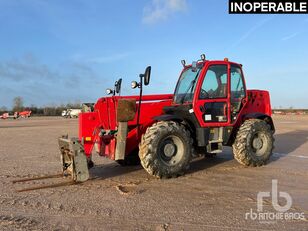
[78,61,272,159]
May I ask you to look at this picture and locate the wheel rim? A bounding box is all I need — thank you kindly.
[158,135,184,166]
[251,132,268,156]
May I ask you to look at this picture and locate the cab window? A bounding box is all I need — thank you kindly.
[231,65,245,112]
[199,65,227,99]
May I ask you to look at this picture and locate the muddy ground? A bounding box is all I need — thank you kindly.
[0,115,307,230]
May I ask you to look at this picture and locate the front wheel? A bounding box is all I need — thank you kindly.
[139,121,193,178]
[232,119,274,167]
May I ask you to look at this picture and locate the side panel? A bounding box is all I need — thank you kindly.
[94,94,173,130]
[226,89,273,145]
[79,112,100,157]
[242,90,272,116]
[124,100,173,157]
[92,94,173,160]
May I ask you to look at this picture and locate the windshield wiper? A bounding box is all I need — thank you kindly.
[180,69,201,104]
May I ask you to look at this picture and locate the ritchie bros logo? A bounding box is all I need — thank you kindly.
[245,180,305,223]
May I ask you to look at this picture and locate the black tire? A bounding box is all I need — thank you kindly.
[232,119,274,167]
[139,121,193,178]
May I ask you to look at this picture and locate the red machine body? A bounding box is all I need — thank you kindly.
[79,94,173,158]
[78,60,272,161]
[19,111,32,118]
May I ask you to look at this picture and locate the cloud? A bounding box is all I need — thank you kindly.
[281,32,299,41]
[0,53,104,106]
[0,54,98,85]
[142,0,187,24]
[0,54,59,82]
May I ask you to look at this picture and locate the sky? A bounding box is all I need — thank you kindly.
[0,0,308,109]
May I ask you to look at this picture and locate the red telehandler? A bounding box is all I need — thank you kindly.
[59,55,275,182]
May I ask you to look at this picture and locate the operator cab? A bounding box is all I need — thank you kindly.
[163,55,247,153]
[172,55,247,125]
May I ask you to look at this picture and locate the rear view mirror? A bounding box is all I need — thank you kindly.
[143,66,151,86]
[134,66,151,91]
[115,78,122,93]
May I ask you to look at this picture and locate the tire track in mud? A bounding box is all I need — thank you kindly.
[4,173,305,230]
[0,176,306,230]
[0,174,86,218]
[1,172,257,214]
[0,214,43,231]
[0,194,113,219]
[0,174,150,224]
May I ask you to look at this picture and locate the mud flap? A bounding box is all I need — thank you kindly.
[58,136,89,182]
[115,99,136,161]
[115,122,128,160]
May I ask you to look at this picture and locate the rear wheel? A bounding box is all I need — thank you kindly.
[232,119,274,167]
[139,121,193,178]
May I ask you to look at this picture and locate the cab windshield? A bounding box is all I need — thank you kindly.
[174,65,203,104]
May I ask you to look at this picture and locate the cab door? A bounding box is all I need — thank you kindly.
[193,62,231,127]
[229,64,247,123]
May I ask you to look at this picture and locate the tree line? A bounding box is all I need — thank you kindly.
[0,97,82,116]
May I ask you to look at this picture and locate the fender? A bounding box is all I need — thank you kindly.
[243,113,275,133]
[154,112,199,134]
[154,113,203,146]
[153,114,184,122]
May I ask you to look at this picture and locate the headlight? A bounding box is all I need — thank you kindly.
[131,81,139,89]
[106,88,113,95]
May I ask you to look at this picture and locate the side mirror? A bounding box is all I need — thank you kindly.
[143,66,151,86]
[115,78,122,93]
[192,61,197,72]
[181,60,186,67]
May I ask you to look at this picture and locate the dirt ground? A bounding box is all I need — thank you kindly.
[0,115,307,230]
